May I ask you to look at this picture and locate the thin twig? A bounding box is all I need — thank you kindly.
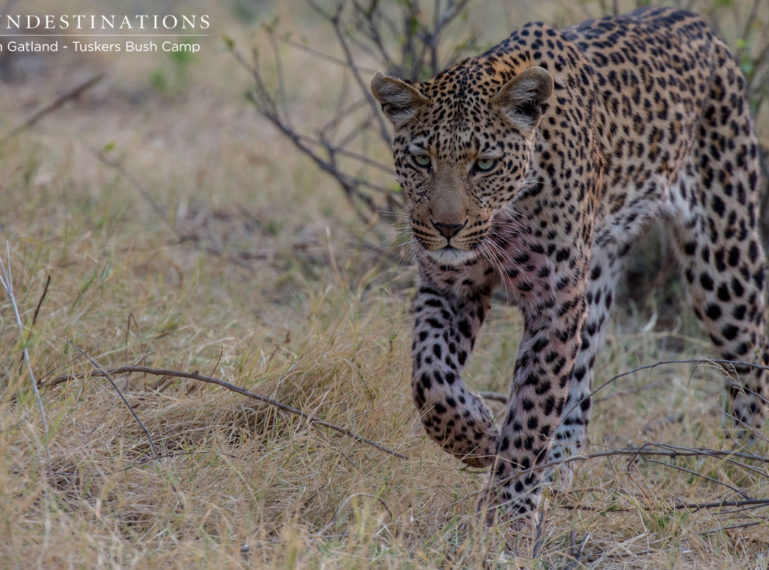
[92,149,256,271]
[558,497,769,512]
[265,27,291,129]
[674,498,769,511]
[41,364,407,460]
[276,33,380,75]
[68,345,185,508]
[652,442,769,480]
[30,274,51,330]
[560,358,769,431]
[539,444,769,474]
[92,149,175,234]
[19,273,52,368]
[479,441,769,500]
[296,132,394,174]
[643,458,750,499]
[701,520,766,534]
[532,496,547,558]
[308,0,392,147]
[68,346,161,461]
[565,531,589,569]
[0,73,104,144]
[0,242,51,471]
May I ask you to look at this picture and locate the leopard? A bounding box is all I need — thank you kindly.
[370,6,768,528]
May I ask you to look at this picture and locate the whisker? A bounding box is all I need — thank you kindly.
[479,240,512,299]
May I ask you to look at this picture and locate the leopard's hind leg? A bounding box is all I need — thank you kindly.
[669,60,768,434]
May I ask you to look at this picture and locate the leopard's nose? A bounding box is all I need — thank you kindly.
[431,219,467,239]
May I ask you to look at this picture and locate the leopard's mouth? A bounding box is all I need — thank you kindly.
[423,245,479,266]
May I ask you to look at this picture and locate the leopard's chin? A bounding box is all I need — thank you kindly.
[424,246,479,266]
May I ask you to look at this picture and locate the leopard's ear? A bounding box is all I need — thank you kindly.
[371,72,429,127]
[491,66,553,132]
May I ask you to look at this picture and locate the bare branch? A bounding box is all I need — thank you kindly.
[674,498,769,511]
[560,358,769,428]
[276,34,379,75]
[428,0,471,74]
[41,364,407,460]
[317,0,393,146]
[559,497,769,513]
[701,520,765,534]
[265,26,292,129]
[652,442,769,480]
[644,458,751,499]
[533,442,769,483]
[69,346,161,461]
[349,0,399,74]
[68,345,185,507]
[0,73,104,145]
[92,149,257,271]
[30,274,51,331]
[92,149,174,234]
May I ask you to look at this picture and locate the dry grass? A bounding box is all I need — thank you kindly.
[1,1,769,568]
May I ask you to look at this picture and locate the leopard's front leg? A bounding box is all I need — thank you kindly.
[484,276,588,526]
[412,278,498,468]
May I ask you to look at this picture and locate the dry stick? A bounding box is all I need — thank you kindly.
[68,345,185,508]
[717,502,769,516]
[92,150,255,271]
[0,73,104,144]
[425,0,471,75]
[565,531,590,570]
[18,274,51,367]
[276,33,379,75]
[652,441,769,480]
[328,7,392,148]
[0,243,51,471]
[266,26,291,130]
[92,149,173,235]
[674,498,769,511]
[482,443,769,509]
[643,458,750,499]
[41,365,407,460]
[30,274,51,329]
[68,346,161,462]
[307,0,391,147]
[559,357,769,434]
[538,445,769,474]
[558,495,769,513]
[702,520,764,535]
[532,498,547,558]
[296,131,394,175]
[486,356,768,416]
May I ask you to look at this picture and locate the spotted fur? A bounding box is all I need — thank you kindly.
[371,7,768,527]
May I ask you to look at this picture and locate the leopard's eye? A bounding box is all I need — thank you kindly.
[411,153,432,169]
[474,158,499,173]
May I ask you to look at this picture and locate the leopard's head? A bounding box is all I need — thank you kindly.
[371,64,553,266]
